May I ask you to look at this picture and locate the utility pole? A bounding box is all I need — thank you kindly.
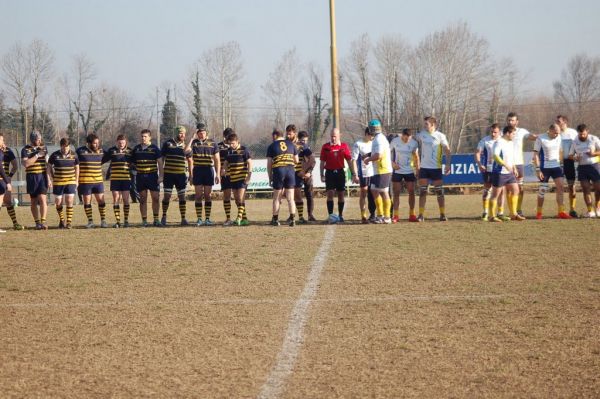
[329,0,340,129]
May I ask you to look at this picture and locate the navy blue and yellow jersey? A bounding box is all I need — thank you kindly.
[132,144,161,174]
[0,150,9,182]
[2,147,16,178]
[21,145,48,175]
[76,146,105,184]
[294,142,312,172]
[48,150,79,186]
[191,138,218,168]
[226,146,251,183]
[218,140,230,176]
[103,146,132,181]
[161,139,190,175]
[266,139,297,169]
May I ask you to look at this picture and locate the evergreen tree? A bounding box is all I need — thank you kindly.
[160,89,177,139]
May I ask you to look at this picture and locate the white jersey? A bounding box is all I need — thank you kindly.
[560,128,578,160]
[569,134,600,166]
[390,137,418,175]
[415,130,449,169]
[492,137,515,174]
[476,135,498,172]
[370,133,393,175]
[533,133,562,169]
[512,127,531,165]
[351,139,374,178]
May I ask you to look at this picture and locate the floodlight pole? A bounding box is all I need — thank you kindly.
[329,0,340,129]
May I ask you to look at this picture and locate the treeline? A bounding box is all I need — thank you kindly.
[1,22,599,152]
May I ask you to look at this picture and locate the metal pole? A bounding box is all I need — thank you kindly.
[156,87,160,145]
[329,0,340,129]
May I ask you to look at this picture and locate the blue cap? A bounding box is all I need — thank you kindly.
[368,119,382,133]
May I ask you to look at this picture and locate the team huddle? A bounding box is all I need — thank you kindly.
[0,112,599,231]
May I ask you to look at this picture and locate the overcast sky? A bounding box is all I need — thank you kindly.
[2,0,600,107]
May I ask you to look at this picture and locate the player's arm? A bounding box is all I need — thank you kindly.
[532,149,544,180]
[187,156,194,183]
[245,158,253,185]
[0,152,9,184]
[412,149,420,172]
[213,152,221,184]
[267,157,273,185]
[474,147,484,172]
[319,148,326,183]
[9,157,18,179]
[45,162,53,186]
[568,141,576,161]
[22,150,39,168]
[75,164,80,187]
[443,143,452,175]
[303,152,316,180]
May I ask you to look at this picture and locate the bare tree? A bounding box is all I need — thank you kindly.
[553,53,600,122]
[200,41,247,131]
[262,47,301,128]
[342,34,373,127]
[1,42,29,144]
[303,63,329,147]
[28,39,54,132]
[71,54,96,145]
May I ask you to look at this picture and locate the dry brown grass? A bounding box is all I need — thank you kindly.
[1,195,599,397]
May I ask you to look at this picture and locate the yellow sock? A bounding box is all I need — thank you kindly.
[536,206,543,214]
[498,206,504,215]
[375,196,384,217]
[409,208,416,217]
[361,209,367,219]
[418,207,425,216]
[570,197,576,211]
[558,204,565,213]
[517,190,524,212]
[507,193,515,216]
[483,199,489,213]
[587,204,593,212]
[439,206,445,215]
[490,200,497,218]
[383,198,391,218]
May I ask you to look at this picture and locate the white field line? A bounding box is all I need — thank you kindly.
[0,294,512,309]
[256,224,336,399]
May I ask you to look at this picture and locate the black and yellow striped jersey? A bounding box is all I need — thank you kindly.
[161,139,189,175]
[2,147,16,180]
[191,138,218,168]
[103,146,132,181]
[294,142,313,172]
[21,145,48,175]
[225,145,251,182]
[48,150,79,186]
[218,140,230,176]
[76,146,105,184]
[132,144,161,174]
[266,139,296,168]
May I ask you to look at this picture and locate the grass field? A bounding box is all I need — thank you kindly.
[1,195,599,398]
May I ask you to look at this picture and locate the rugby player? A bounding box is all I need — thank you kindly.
[286,124,314,224]
[76,133,107,228]
[187,123,220,226]
[533,124,571,219]
[362,120,393,223]
[320,128,355,222]
[267,129,298,226]
[415,117,452,222]
[21,131,49,229]
[47,138,79,229]
[132,129,163,227]
[475,124,508,221]
[568,124,600,218]
[0,133,15,232]
[160,126,191,226]
[103,134,133,227]
[219,128,234,225]
[390,128,420,222]
[556,115,579,217]
[351,127,376,223]
[0,133,24,230]
[298,131,316,221]
[224,133,252,226]
[489,125,525,221]
[506,112,537,216]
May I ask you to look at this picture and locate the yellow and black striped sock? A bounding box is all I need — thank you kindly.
[113,205,121,224]
[98,203,106,221]
[162,201,170,218]
[205,201,212,219]
[35,218,40,225]
[123,204,130,222]
[224,200,231,219]
[7,205,18,225]
[179,201,186,220]
[41,217,46,225]
[296,201,304,219]
[242,206,247,220]
[84,204,93,222]
[195,201,203,218]
[66,206,74,225]
[56,205,64,222]
[153,213,159,223]
[237,202,245,220]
